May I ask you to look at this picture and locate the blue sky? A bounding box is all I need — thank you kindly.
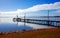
[0,0,60,11]
[0,0,60,16]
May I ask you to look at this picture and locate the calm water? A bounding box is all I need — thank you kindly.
[0,22,33,32]
[0,17,59,32]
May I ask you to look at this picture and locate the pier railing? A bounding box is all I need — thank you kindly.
[13,17,60,27]
[13,9,60,27]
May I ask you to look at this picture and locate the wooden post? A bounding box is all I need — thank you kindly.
[48,10,49,26]
[23,12,26,31]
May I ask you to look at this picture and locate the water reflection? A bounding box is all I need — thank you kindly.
[0,22,33,32]
[0,18,55,32]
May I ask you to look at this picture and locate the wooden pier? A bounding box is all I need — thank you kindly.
[13,18,60,27]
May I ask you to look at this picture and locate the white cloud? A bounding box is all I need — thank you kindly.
[0,2,60,15]
[17,2,60,13]
[0,11,17,15]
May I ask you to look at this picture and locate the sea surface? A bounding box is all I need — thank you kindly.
[0,17,59,32]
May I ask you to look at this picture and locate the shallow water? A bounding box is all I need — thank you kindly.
[0,22,33,32]
[0,18,56,32]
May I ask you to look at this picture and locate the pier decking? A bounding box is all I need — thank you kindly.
[13,18,60,27]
